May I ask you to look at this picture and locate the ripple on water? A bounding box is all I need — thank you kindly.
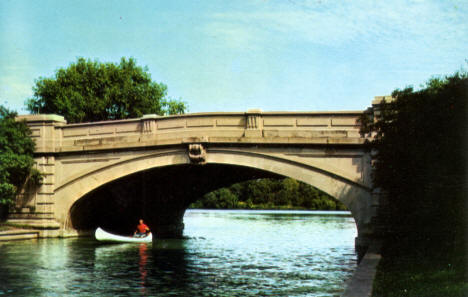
[0,210,356,296]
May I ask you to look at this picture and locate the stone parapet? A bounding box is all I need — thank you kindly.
[18,110,366,154]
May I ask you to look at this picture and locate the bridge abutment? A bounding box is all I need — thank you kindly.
[354,188,387,261]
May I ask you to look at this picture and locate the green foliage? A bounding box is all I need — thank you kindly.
[373,245,467,297]
[192,188,239,209]
[0,106,40,205]
[190,178,347,210]
[360,71,467,245]
[26,57,187,123]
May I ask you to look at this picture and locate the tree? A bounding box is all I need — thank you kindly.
[0,106,41,209]
[360,71,467,244]
[276,178,299,206]
[192,189,238,209]
[191,177,346,210]
[26,57,187,123]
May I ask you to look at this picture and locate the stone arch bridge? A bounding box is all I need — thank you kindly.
[12,99,387,252]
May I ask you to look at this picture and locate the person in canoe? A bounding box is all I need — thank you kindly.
[134,219,150,238]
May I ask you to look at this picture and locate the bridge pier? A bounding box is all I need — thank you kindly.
[154,222,185,238]
[145,206,186,239]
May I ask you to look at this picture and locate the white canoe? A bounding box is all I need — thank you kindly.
[95,227,152,243]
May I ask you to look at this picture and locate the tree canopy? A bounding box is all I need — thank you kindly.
[360,71,467,245]
[26,57,187,123]
[190,178,347,210]
[0,106,40,206]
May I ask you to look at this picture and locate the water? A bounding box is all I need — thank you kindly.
[0,210,357,296]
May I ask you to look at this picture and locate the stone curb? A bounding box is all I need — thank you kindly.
[342,244,382,297]
[6,219,60,230]
[0,229,40,241]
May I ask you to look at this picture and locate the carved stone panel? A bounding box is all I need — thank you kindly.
[188,144,206,164]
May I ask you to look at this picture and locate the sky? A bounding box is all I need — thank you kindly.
[1,0,467,115]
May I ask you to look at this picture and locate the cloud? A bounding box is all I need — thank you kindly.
[203,21,262,51]
[203,1,468,50]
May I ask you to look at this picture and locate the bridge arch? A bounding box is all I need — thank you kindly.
[15,109,383,254]
[55,146,373,240]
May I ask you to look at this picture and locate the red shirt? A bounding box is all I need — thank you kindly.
[137,223,149,233]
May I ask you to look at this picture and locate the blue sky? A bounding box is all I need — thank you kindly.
[1,0,467,114]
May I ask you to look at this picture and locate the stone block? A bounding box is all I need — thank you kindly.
[263,117,295,127]
[331,117,359,126]
[244,130,263,138]
[30,128,41,137]
[116,123,141,133]
[63,128,88,137]
[296,117,330,127]
[186,118,214,128]
[157,119,186,129]
[216,118,245,127]
[89,126,115,135]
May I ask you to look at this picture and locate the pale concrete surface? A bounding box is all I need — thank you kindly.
[342,244,382,297]
[12,100,389,251]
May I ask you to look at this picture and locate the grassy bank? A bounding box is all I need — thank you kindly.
[372,241,467,297]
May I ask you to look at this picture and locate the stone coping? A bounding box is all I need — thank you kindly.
[342,243,382,297]
[18,110,365,128]
[16,114,66,123]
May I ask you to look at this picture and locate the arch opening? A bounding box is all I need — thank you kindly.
[69,163,281,236]
[191,177,348,211]
[63,148,371,240]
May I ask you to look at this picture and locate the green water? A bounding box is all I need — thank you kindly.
[0,210,357,296]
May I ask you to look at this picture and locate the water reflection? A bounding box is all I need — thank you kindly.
[139,243,147,292]
[0,240,39,296]
[0,210,356,296]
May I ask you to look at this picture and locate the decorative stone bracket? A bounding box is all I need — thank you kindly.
[245,109,263,138]
[141,114,159,133]
[188,143,206,164]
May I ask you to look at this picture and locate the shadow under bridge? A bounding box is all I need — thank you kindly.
[69,163,281,238]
